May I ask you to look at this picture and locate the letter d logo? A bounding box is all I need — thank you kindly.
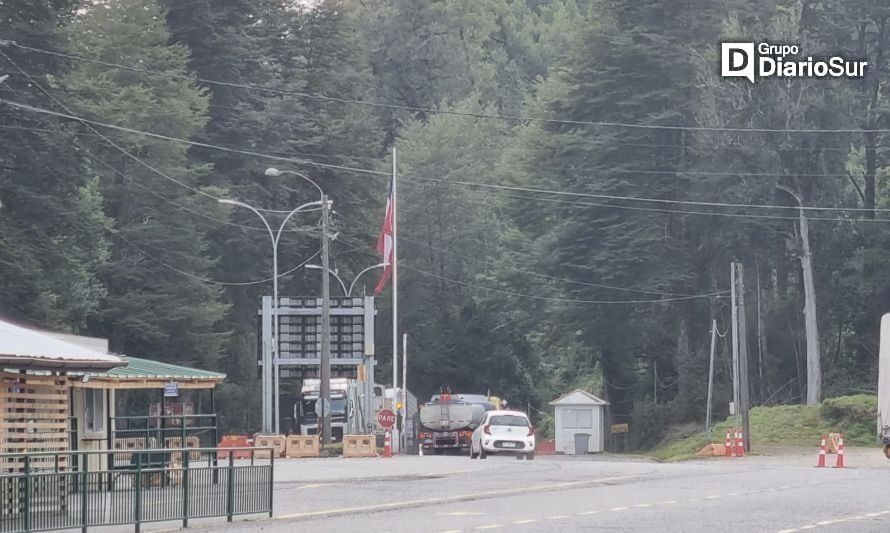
[721,42,755,83]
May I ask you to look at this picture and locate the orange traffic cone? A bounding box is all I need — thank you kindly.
[724,430,732,457]
[833,435,845,468]
[383,430,393,459]
[816,435,827,468]
[734,429,745,457]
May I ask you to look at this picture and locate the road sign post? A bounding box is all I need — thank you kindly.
[377,409,396,430]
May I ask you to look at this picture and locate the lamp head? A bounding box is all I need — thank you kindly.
[264,167,282,177]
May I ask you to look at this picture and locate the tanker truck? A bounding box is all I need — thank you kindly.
[418,389,499,455]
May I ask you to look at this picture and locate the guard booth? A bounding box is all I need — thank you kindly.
[549,389,608,455]
[68,355,225,472]
[0,319,124,471]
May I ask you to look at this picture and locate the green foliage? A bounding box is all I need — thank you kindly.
[3,0,890,438]
[649,395,878,461]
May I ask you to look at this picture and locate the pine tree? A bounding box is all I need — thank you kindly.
[0,0,109,330]
[61,0,227,368]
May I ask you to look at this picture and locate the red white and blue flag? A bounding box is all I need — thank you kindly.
[374,177,395,294]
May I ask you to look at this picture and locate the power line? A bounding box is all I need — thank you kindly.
[397,235,700,297]
[443,183,890,223]
[113,230,322,286]
[5,97,890,221]
[5,39,890,134]
[0,50,304,215]
[401,264,727,305]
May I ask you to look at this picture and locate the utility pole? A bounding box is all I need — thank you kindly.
[706,319,717,437]
[402,332,408,452]
[390,146,400,453]
[738,265,751,452]
[653,360,658,405]
[320,194,332,445]
[730,262,740,416]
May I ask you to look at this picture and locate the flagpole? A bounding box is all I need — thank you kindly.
[391,145,400,453]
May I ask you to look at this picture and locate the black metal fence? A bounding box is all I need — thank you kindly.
[0,447,273,533]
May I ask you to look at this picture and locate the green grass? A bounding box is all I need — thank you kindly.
[646,394,877,462]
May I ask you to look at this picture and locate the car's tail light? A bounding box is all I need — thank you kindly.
[527,426,534,437]
[419,432,431,439]
[484,425,491,435]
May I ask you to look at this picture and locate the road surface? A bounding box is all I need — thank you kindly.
[140,448,890,532]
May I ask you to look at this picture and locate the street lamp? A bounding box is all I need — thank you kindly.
[218,195,323,435]
[304,263,388,297]
[263,167,338,445]
[0,75,9,85]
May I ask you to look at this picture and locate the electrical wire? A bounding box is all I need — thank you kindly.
[397,235,702,297]
[6,39,890,134]
[0,50,300,214]
[401,264,727,305]
[5,97,889,221]
[114,230,322,286]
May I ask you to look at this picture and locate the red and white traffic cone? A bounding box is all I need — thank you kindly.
[383,430,393,459]
[724,430,732,457]
[734,429,745,457]
[833,435,845,468]
[815,435,827,468]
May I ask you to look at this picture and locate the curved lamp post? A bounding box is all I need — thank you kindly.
[219,192,323,434]
[304,263,388,297]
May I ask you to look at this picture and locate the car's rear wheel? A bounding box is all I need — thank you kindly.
[469,445,477,459]
[479,447,487,459]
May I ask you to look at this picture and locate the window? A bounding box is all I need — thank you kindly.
[489,415,530,427]
[84,389,105,432]
[563,409,593,429]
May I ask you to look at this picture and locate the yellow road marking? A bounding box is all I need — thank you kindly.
[660,500,677,505]
[634,503,652,508]
[547,515,569,520]
[277,474,641,520]
[475,525,502,530]
[512,519,538,524]
[609,507,629,511]
[297,482,341,489]
[441,512,484,516]
[579,510,600,515]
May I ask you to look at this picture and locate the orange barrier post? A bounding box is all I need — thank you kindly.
[833,434,845,468]
[725,430,732,457]
[734,429,745,457]
[815,435,827,468]
[383,430,392,458]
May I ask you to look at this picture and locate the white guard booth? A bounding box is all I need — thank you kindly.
[549,389,608,455]
[878,314,890,439]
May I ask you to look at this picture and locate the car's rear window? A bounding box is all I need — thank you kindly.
[489,415,529,426]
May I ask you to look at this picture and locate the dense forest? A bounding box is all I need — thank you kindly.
[1,0,888,446]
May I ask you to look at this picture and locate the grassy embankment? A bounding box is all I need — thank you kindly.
[647,394,877,462]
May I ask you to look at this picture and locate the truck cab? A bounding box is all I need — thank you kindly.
[297,378,350,442]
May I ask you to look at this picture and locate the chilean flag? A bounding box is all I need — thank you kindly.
[374,177,395,294]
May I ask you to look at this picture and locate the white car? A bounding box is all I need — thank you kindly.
[469,410,535,460]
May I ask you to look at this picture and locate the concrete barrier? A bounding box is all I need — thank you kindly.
[253,434,286,458]
[164,436,202,462]
[343,435,376,458]
[285,435,320,458]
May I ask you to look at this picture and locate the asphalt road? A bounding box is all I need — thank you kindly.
[139,447,890,533]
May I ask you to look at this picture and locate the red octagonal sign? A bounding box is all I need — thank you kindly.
[377,409,396,429]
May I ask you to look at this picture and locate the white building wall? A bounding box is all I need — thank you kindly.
[554,405,604,454]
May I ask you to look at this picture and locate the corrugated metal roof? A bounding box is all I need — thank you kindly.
[100,356,225,381]
[0,319,123,370]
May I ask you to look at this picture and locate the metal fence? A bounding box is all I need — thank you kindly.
[0,447,273,533]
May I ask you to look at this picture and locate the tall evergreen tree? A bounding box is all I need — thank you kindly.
[61,0,227,368]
